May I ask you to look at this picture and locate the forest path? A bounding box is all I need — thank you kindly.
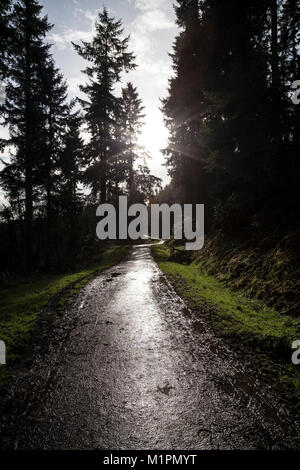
[7,245,300,449]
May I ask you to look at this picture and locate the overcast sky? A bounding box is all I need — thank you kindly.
[43,0,177,184]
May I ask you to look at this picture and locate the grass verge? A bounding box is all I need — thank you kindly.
[0,244,129,386]
[152,244,300,406]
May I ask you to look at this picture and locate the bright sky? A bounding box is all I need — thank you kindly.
[43,0,177,184]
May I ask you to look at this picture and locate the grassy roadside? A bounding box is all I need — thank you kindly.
[0,244,129,385]
[152,244,300,406]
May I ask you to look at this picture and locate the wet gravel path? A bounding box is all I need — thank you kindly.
[1,245,300,449]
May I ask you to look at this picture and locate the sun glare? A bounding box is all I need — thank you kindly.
[138,111,169,160]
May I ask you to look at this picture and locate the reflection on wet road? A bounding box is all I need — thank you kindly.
[13,246,300,449]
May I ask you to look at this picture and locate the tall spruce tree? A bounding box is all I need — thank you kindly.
[163,0,273,227]
[162,0,204,205]
[0,0,12,145]
[269,0,283,159]
[1,0,52,270]
[73,7,136,202]
[0,0,12,81]
[280,0,300,159]
[199,1,271,216]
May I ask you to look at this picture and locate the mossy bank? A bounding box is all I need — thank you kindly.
[152,243,300,410]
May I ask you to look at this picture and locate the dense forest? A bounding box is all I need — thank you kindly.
[0,0,299,297]
[0,0,161,276]
[155,0,300,310]
[162,0,300,225]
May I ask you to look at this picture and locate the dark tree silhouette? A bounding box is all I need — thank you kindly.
[163,0,300,232]
[73,8,136,202]
[1,0,52,271]
[0,0,12,81]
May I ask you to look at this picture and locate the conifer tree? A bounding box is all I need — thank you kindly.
[1,0,52,270]
[162,0,205,204]
[280,0,300,158]
[0,0,12,145]
[163,0,272,225]
[73,7,136,202]
[0,0,12,81]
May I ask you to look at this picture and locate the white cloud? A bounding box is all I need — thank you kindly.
[67,76,85,95]
[139,9,174,31]
[48,8,98,51]
[126,0,175,95]
[0,126,9,141]
[130,0,174,34]
[48,28,94,50]
[127,0,175,74]
[131,0,168,11]
[130,28,152,57]
[130,58,171,95]
[73,8,98,25]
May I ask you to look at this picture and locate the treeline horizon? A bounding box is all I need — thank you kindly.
[0,1,162,277]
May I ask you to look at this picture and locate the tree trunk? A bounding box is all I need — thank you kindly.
[24,3,33,273]
[129,134,134,204]
[46,108,53,267]
[100,156,107,203]
[100,121,107,203]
